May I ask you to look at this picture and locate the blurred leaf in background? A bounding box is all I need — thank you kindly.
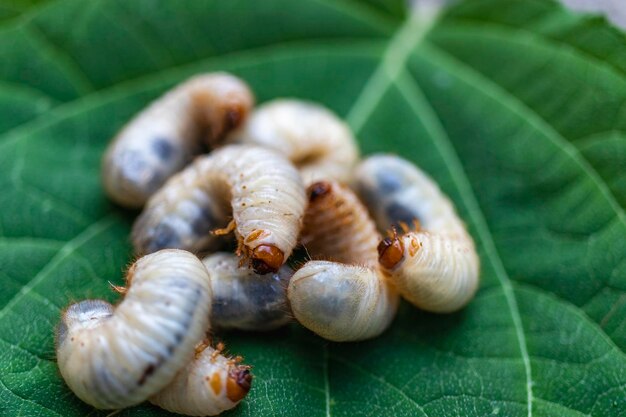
[0,0,625,416]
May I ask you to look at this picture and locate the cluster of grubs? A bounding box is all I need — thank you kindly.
[56,72,479,416]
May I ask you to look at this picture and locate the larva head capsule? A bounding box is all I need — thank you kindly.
[150,343,253,416]
[56,249,212,410]
[250,244,284,275]
[377,235,405,270]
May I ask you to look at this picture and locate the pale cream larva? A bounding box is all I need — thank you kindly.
[203,252,293,331]
[102,73,254,208]
[150,342,252,416]
[353,155,480,313]
[55,249,212,410]
[228,99,359,184]
[132,144,306,274]
[288,181,399,342]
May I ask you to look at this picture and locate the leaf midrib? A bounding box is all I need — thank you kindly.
[326,7,536,416]
[393,70,535,417]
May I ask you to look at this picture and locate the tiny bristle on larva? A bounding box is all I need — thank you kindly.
[56,249,212,410]
[227,99,359,184]
[150,343,252,416]
[131,144,306,275]
[102,73,254,209]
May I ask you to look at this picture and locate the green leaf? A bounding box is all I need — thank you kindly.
[1,0,625,416]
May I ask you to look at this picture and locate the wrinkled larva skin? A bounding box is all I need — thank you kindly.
[55,250,212,410]
[150,344,252,416]
[381,232,479,313]
[228,99,359,184]
[354,155,480,313]
[102,73,254,209]
[289,262,398,342]
[288,181,399,342]
[300,181,379,266]
[132,144,306,274]
[203,252,293,331]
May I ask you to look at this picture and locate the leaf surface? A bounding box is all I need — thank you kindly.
[0,0,624,416]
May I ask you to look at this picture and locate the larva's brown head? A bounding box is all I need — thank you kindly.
[308,181,332,202]
[251,244,284,275]
[226,366,253,402]
[378,236,405,270]
[223,103,248,132]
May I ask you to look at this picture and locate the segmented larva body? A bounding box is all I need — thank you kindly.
[288,181,399,342]
[132,144,306,274]
[354,155,479,313]
[102,73,254,208]
[150,342,252,416]
[299,181,379,266]
[229,99,359,184]
[203,252,293,331]
[55,250,212,409]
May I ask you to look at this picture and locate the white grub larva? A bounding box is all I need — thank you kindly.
[228,99,359,184]
[354,155,479,313]
[150,342,252,416]
[288,181,399,342]
[203,252,293,331]
[55,249,212,410]
[102,73,254,209]
[132,144,306,274]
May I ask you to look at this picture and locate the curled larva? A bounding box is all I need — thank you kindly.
[354,155,479,313]
[150,342,252,416]
[228,99,359,184]
[288,181,398,342]
[102,73,254,208]
[132,144,306,274]
[203,252,293,331]
[55,249,212,410]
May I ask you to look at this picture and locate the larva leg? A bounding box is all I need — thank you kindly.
[102,73,254,208]
[288,181,398,342]
[150,343,252,416]
[132,145,306,274]
[353,154,480,312]
[55,249,212,409]
[228,99,359,184]
[203,252,293,331]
